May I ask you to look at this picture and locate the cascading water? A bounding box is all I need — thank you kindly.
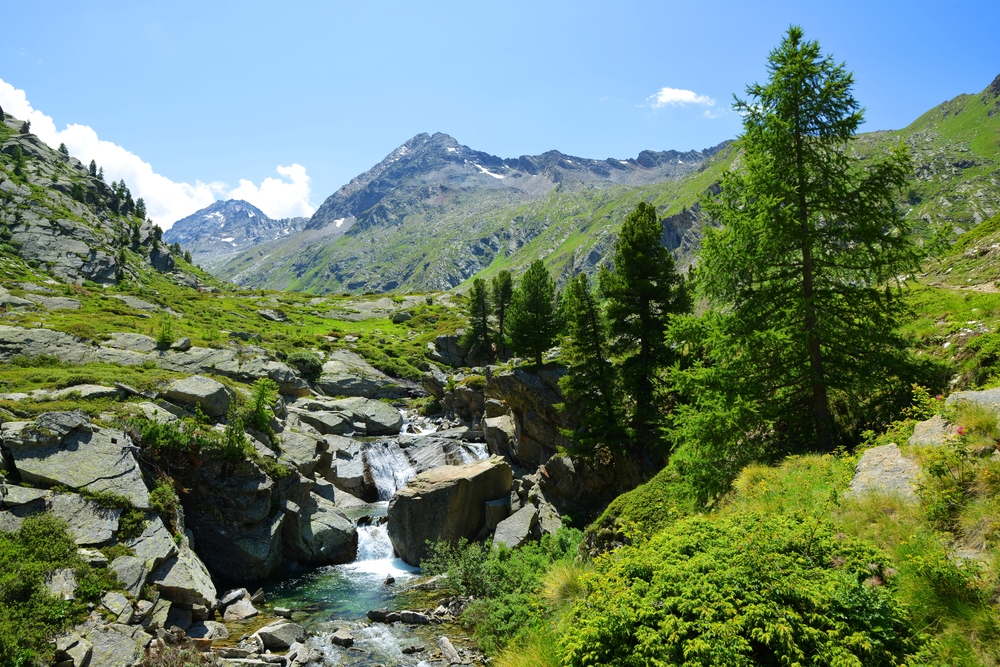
[362,442,416,500]
[356,523,394,562]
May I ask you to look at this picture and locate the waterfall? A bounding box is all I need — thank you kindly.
[362,441,416,501]
[356,524,393,561]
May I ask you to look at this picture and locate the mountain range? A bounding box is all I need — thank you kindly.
[176,73,1000,295]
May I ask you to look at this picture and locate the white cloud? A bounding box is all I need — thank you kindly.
[227,164,314,219]
[648,87,716,108]
[0,79,315,228]
[703,109,725,119]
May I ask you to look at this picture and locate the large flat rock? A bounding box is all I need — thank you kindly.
[5,412,150,508]
[387,456,513,565]
[845,444,922,504]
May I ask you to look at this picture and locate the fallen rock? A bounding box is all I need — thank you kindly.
[908,414,953,447]
[124,514,179,570]
[187,620,229,640]
[845,444,922,504]
[330,628,354,647]
[223,598,258,622]
[400,610,430,625]
[165,605,193,632]
[274,607,293,619]
[85,625,143,667]
[109,556,148,597]
[102,591,131,616]
[147,543,218,609]
[947,387,1000,412]
[46,567,78,600]
[255,620,306,651]
[282,493,358,565]
[438,635,461,664]
[258,308,288,322]
[493,504,538,549]
[388,456,513,565]
[164,375,232,417]
[54,633,92,667]
[324,397,404,435]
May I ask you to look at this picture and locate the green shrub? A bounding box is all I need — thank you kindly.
[8,354,63,368]
[422,528,582,654]
[243,377,278,436]
[562,513,920,667]
[460,374,487,391]
[154,315,175,348]
[285,351,323,382]
[0,514,119,667]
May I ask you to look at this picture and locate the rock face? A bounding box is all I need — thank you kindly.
[387,456,513,565]
[282,493,358,565]
[3,412,151,508]
[485,367,573,467]
[147,543,218,609]
[46,493,122,546]
[845,444,922,503]
[255,620,306,651]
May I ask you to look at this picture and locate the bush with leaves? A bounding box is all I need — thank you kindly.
[286,350,323,383]
[562,512,920,667]
[243,377,279,436]
[422,528,582,654]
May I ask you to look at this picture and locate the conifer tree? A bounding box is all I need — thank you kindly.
[135,197,146,220]
[58,143,69,157]
[183,250,192,263]
[89,160,97,177]
[507,260,557,369]
[559,273,626,455]
[491,270,513,353]
[599,202,689,444]
[462,277,493,360]
[690,26,918,453]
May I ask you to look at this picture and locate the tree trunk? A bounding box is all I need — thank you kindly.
[535,350,542,370]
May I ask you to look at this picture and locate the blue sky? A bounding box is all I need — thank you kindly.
[1,0,997,226]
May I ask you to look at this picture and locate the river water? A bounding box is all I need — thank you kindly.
[258,416,487,665]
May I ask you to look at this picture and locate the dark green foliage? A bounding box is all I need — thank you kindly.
[694,26,919,453]
[69,182,86,203]
[507,260,558,368]
[558,273,626,455]
[57,143,69,157]
[148,479,180,533]
[422,528,583,655]
[562,513,919,667]
[285,350,323,382]
[183,250,192,263]
[599,201,689,445]
[243,377,278,435]
[0,514,119,667]
[88,159,97,177]
[491,270,513,351]
[10,144,26,177]
[19,120,30,134]
[0,223,20,256]
[135,197,146,220]
[461,277,493,361]
[8,354,65,368]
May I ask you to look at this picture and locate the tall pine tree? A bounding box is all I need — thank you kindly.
[491,270,513,355]
[507,260,557,369]
[461,277,493,361]
[559,273,626,455]
[694,26,917,452]
[599,202,689,445]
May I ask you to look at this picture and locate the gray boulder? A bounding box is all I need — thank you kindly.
[187,620,228,640]
[46,493,122,546]
[278,430,326,478]
[947,387,1000,412]
[845,444,922,504]
[46,567,78,600]
[317,350,407,399]
[164,375,232,417]
[104,332,158,353]
[428,334,468,367]
[147,543,218,609]
[5,413,151,508]
[255,620,306,651]
[388,456,513,565]
[85,626,142,667]
[908,414,953,448]
[102,591,131,616]
[54,633,92,667]
[493,505,539,549]
[109,556,148,597]
[258,308,288,322]
[324,397,403,435]
[223,598,258,621]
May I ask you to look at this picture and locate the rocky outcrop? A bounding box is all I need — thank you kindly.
[428,334,469,368]
[147,543,218,609]
[287,396,403,436]
[0,326,310,396]
[2,411,151,508]
[387,456,513,565]
[484,367,572,467]
[317,349,408,399]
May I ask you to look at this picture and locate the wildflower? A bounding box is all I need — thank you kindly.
[957,426,965,435]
